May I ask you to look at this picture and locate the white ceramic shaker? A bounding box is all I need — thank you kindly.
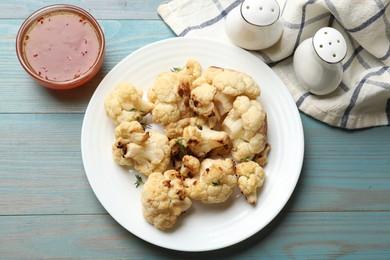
[225,0,283,50]
[293,27,347,95]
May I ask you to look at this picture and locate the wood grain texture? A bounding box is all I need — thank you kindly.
[0,1,163,19]
[0,114,105,215]
[295,114,390,212]
[1,0,389,258]
[0,212,389,259]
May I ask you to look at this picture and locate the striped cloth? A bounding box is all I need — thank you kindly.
[158,0,390,129]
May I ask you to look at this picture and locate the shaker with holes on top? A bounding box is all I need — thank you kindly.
[293,27,348,95]
[225,0,283,50]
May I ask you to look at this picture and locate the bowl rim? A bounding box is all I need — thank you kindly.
[15,4,105,89]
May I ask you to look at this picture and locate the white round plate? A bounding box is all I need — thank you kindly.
[81,37,304,252]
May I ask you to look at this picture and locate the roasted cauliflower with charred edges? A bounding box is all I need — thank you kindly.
[104,82,153,125]
[141,170,192,230]
[105,59,270,231]
[184,158,237,204]
[236,161,265,205]
[222,96,267,162]
[147,59,202,125]
[112,121,171,176]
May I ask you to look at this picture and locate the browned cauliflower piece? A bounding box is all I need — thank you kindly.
[192,66,224,89]
[169,137,215,172]
[147,59,202,125]
[150,102,181,126]
[212,69,260,100]
[147,72,191,125]
[112,121,171,176]
[222,96,267,162]
[189,83,220,128]
[207,141,232,158]
[192,66,260,118]
[112,121,147,166]
[192,66,233,118]
[183,125,229,159]
[184,158,237,204]
[104,82,153,125]
[164,117,206,139]
[179,58,203,83]
[168,138,188,171]
[179,155,200,179]
[236,161,265,205]
[253,143,271,167]
[141,170,192,230]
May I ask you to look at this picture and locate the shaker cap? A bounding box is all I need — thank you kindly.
[313,27,347,63]
[240,0,280,26]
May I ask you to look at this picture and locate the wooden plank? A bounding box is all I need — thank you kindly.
[0,19,174,113]
[0,114,105,215]
[0,0,165,19]
[0,212,389,258]
[293,114,390,211]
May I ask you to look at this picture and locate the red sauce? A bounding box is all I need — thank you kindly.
[23,11,100,82]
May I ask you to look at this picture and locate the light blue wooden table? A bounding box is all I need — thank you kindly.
[1,1,389,259]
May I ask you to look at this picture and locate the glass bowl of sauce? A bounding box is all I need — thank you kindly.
[16,4,105,90]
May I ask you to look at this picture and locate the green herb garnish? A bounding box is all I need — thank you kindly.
[130,108,145,114]
[212,181,221,186]
[242,156,254,162]
[140,122,151,130]
[134,174,144,188]
[175,138,186,157]
[136,117,151,130]
[170,67,183,72]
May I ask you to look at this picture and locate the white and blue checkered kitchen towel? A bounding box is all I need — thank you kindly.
[158,0,390,129]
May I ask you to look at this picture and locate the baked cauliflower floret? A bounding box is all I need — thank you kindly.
[222,96,267,162]
[236,161,265,205]
[112,121,171,176]
[150,102,180,127]
[184,158,237,204]
[179,155,200,179]
[189,83,220,128]
[147,72,192,125]
[192,66,234,117]
[192,66,224,89]
[112,121,148,166]
[230,136,266,163]
[190,83,216,117]
[183,125,229,159]
[104,82,153,125]
[164,117,206,139]
[253,143,271,167]
[179,58,203,83]
[147,60,202,125]
[169,138,189,171]
[141,170,192,230]
[212,69,260,99]
[192,66,260,118]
